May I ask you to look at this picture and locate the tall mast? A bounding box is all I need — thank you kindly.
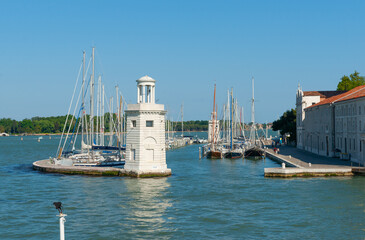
[222,104,226,142]
[212,84,216,149]
[90,47,95,147]
[115,86,119,147]
[227,89,230,144]
[82,51,85,149]
[101,84,105,146]
[230,88,233,150]
[234,98,238,138]
[250,77,256,145]
[96,75,101,145]
[119,95,123,147]
[167,114,169,140]
[239,104,242,136]
[109,97,113,146]
[241,106,245,138]
[181,103,184,137]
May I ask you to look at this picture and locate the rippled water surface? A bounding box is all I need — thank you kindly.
[1,135,365,239]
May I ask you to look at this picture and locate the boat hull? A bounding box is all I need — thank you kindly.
[73,161,125,167]
[224,151,243,159]
[244,147,265,159]
[206,151,223,159]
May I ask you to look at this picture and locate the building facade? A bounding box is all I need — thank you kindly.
[296,85,365,165]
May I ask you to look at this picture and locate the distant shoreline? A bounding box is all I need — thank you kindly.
[6,130,208,137]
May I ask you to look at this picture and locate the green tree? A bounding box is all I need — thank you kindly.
[272,109,296,143]
[19,119,34,133]
[337,71,365,91]
[0,118,13,133]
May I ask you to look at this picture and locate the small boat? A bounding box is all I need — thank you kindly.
[73,160,125,167]
[207,150,223,159]
[224,150,243,159]
[244,146,265,159]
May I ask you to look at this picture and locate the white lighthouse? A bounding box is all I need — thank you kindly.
[124,75,171,177]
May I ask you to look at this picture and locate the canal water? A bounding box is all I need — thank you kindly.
[0,134,364,239]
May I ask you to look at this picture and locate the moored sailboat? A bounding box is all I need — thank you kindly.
[206,84,223,159]
[244,77,265,159]
[54,48,125,167]
[223,88,243,159]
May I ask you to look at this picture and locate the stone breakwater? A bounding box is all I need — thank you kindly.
[33,160,171,178]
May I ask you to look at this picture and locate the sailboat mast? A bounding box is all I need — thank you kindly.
[223,104,226,142]
[82,51,85,149]
[181,103,184,137]
[250,77,256,144]
[115,86,119,147]
[241,106,245,138]
[240,105,242,136]
[120,95,123,147]
[101,84,105,146]
[235,99,237,139]
[212,84,216,149]
[226,95,229,142]
[109,97,113,146]
[90,47,95,147]
[230,88,233,150]
[252,77,255,126]
[96,76,100,145]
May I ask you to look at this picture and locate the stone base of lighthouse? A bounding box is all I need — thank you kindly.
[122,168,172,178]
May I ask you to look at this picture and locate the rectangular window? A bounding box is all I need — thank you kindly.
[146,120,153,127]
[360,141,362,152]
[131,149,135,161]
[350,139,351,150]
[132,120,136,127]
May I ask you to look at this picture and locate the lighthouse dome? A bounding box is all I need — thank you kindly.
[137,75,156,83]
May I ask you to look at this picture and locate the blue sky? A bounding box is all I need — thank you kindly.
[1,0,365,122]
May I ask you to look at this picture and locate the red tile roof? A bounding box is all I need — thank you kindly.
[303,91,345,98]
[306,85,365,109]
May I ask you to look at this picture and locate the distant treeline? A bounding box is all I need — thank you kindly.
[170,120,209,131]
[0,116,209,134]
[0,116,270,134]
[0,114,119,134]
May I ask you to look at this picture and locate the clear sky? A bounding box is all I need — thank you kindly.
[1,0,365,123]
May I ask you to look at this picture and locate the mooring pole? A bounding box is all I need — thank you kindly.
[58,213,67,240]
[53,202,66,240]
[199,147,201,160]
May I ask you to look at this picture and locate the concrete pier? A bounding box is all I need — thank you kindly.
[264,146,355,178]
[33,160,172,178]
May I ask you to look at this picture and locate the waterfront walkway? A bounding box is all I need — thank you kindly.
[264,145,357,177]
[266,145,354,168]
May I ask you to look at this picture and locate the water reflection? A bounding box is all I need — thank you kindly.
[123,178,172,234]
